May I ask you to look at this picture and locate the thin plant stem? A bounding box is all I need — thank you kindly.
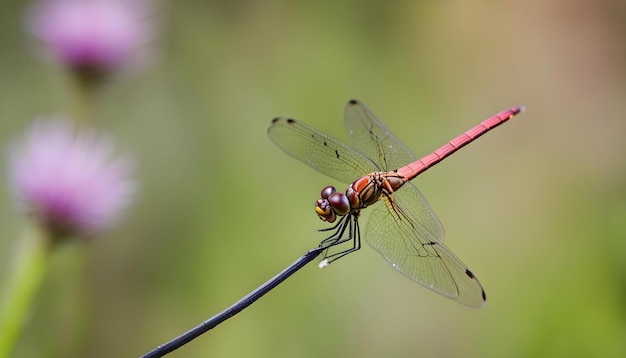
[140,246,325,358]
[0,228,49,358]
[70,70,102,125]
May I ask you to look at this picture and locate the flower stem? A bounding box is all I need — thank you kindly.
[70,70,103,125]
[0,228,50,358]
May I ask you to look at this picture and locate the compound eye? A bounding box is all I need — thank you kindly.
[328,192,350,215]
[320,186,336,199]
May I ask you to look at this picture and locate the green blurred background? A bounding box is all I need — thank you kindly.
[1,0,626,357]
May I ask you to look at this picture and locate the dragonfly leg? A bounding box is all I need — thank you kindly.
[317,217,346,233]
[320,214,362,264]
[319,214,351,248]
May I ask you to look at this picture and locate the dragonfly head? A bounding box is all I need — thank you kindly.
[315,185,353,223]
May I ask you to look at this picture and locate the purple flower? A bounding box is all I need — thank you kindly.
[29,0,152,80]
[7,117,136,239]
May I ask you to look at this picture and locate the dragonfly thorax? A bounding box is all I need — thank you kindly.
[314,173,407,223]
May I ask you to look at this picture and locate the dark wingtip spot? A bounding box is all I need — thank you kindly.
[286,118,296,124]
[348,99,358,105]
[271,118,280,124]
[482,290,487,302]
[465,269,476,279]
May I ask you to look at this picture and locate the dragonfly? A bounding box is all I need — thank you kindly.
[267,99,523,308]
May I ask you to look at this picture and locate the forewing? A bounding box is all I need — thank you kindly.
[364,182,486,307]
[268,117,378,184]
[344,99,416,171]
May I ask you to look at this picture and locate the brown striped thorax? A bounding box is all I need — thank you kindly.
[315,172,408,223]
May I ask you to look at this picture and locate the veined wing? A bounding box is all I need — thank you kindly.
[268,117,378,184]
[365,182,485,307]
[343,99,416,172]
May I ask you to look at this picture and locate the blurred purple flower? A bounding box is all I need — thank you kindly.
[7,118,136,239]
[29,0,152,80]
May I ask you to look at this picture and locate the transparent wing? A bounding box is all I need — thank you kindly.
[344,99,416,171]
[365,182,486,307]
[268,117,378,184]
